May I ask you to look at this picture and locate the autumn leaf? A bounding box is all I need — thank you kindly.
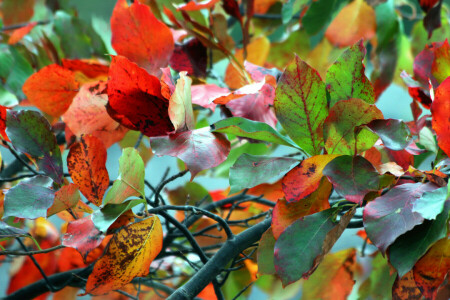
[22,64,79,117]
[275,56,328,156]
[229,154,298,194]
[358,252,396,299]
[8,21,37,45]
[363,182,438,253]
[392,271,423,300]
[169,38,207,78]
[0,105,10,141]
[62,215,105,261]
[323,98,383,155]
[282,154,339,203]
[167,72,195,132]
[326,40,374,107]
[0,0,34,26]
[67,135,109,206]
[191,84,228,111]
[6,110,63,184]
[110,0,174,75]
[325,0,376,47]
[85,216,163,295]
[431,39,450,84]
[103,148,145,205]
[61,59,109,80]
[106,55,174,137]
[431,76,450,157]
[47,183,80,217]
[257,228,276,275]
[177,0,220,11]
[272,178,332,239]
[150,128,230,179]
[323,155,380,205]
[366,119,412,150]
[62,81,128,148]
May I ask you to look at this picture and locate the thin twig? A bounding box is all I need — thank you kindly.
[1,20,50,31]
[0,244,65,256]
[153,170,189,206]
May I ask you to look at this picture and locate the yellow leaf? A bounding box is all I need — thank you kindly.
[85,215,163,295]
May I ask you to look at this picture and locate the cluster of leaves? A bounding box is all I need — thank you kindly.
[0,0,449,299]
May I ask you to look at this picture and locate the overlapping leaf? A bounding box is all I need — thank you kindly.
[106,55,174,137]
[22,64,79,117]
[67,135,109,206]
[85,216,163,295]
[92,199,143,233]
[366,119,412,151]
[274,56,328,156]
[150,128,230,179]
[412,186,448,220]
[363,182,439,253]
[47,183,80,217]
[257,228,276,275]
[6,110,63,184]
[282,154,339,203]
[167,72,194,132]
[323,99,383,155]
[110,0,174,75]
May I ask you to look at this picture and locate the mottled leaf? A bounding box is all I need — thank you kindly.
[389,201,450,277]
[229,154,299,194]
[323,155,380,205]
[431,39,450,84]
[274,208,337,286]
[272,178,332,239]
[274,56,328,156]
[325,0,376,47]
[85,216,163,295]
[363,182,438,253]
[302,249,357,299]
[62,81,128,148]
[62,216,105,260]
[67,135,109,206]
[47,183,80,217]
[326,40,374,107]
[366,119,412,151]
[431,77,450,157]
[412,186,448,220]
[6,110,63,184]
[106,55,174,137]
[392,271,423,300]
[111,0,174,75]
[3,175,54,219]
[22,64,79,117]
[150,128,230,179]
[92,199,144,233]
[257,227,276,275]
[282,154,339,203]
[323,98,383,155]
[103,148,146,205]
[212,117,299,148]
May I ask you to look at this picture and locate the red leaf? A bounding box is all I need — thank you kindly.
[432,77,450,157]
[111,0,174,75]
[8,21,37,45]
[150,128,230,179]
[177,0,221,11]
[419,0,440,12]
[67,135,109,206]
[0,105,10,141]
[62,216,105,261]
[191,84,229,111]
[22,64,79,117]
[61,59,109,79]
[170,38,207,78]
[106,55,174,137]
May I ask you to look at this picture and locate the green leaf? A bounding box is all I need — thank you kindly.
[274,208,337,286]
[412,186,448,220]
[3,175,55,219]
[229,154,299,194]
[323,98,383,155]
[212,117,299,148]
[302,0,339,36]
[274,56,328,156]
[366,119,412,151]
[103,148,145,205]
[389,201,450,277]
[5,46,33,99]
[281,0,308,24]
[6,110,63,184]
[326,40,375,107]
[419,126,438,153]
[375,0,400,51]
[257,228,276,275]
[0,85,18,107]
[92,199,144,233]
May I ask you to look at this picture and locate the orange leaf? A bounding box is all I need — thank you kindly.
[0,0,34,26]
[282,154,339,203]
[67,135,109,206]
[431,77,450,157]
[272,177,332,239]
[62,81,128,148]
[22,64,79,117]
[392,270,423,299]
[111,0,174,76]
[85,215,163,295]
[61,59,109,80]
[413,237,450,299]
[8,21,37,45]
[47,183,80,217]
[0,105,10,142]
[325,0,376,48]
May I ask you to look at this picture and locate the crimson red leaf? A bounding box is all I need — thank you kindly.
[363,182,438,253]
[431,77,450,157]
[62,216,105,260]
[106,55,174,137]
[150,128,230,179]
[61,59,109,79]
[169,38,207,78]
[110,0,174,75]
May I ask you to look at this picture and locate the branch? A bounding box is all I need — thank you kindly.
[167,217,271,300]
[0,245,65,256]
